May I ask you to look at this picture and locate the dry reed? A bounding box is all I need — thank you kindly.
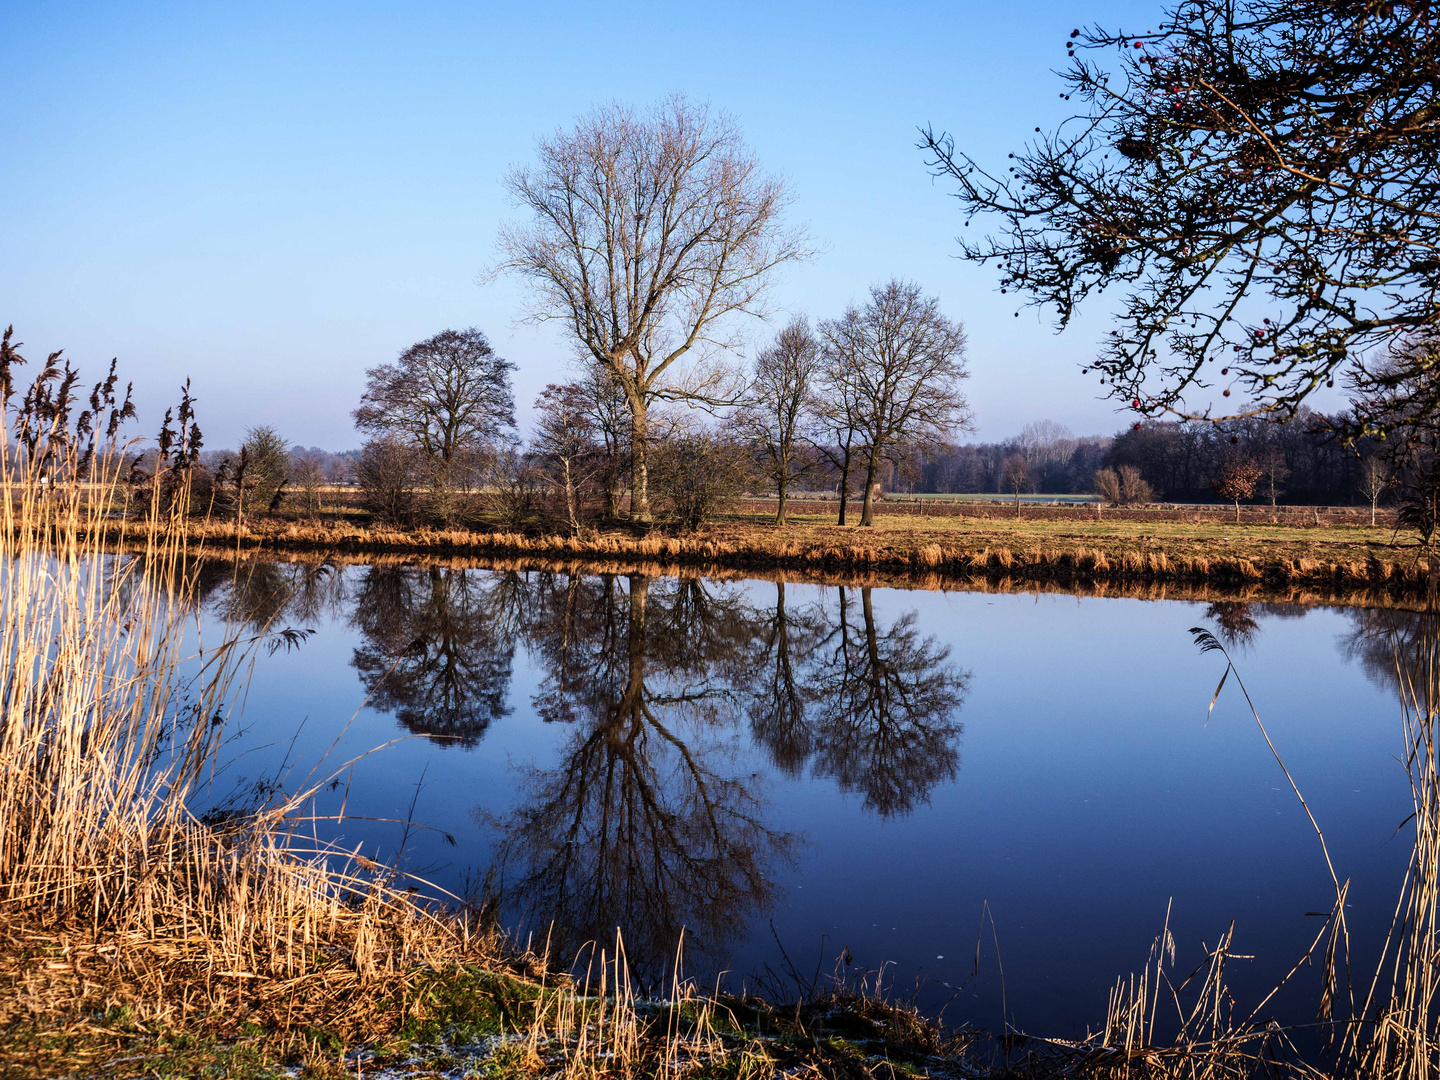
[0,351,511,1058]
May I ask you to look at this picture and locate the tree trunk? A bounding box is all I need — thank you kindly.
[630,405,652,524]
[776,469,788,526]
[859,446,882,527]
[1015,489,1021,519]
[861,587,882,682]
[605,463,621,518]
[837,447,852,526]
[619,573,648,725]
[432,455,454,525]
[562,457,579,536]
[1234,499,1241,524]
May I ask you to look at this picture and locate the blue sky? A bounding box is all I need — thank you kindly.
[4,0,1201,449]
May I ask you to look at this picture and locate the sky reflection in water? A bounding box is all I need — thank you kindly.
[204,560,1418,1038]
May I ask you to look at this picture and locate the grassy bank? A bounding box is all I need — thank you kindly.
[0,927,963,1079]
[97,505,1430,601]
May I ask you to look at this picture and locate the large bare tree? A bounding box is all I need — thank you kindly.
[499,96,810,523]
[353,328,515,519]
[819,281,971,526]
[733,318,821,525]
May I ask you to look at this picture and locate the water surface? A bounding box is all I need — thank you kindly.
[197,560,1421,1037]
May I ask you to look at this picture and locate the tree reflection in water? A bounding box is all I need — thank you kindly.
[196,560,972,976]
[177,557,348,632]
[1341,603,1440,711]
[1197,599,1308,653]
[489,574,796,976]
[349,566,520,747]
[806,586,970,817]
[481,573,972,974]
[1204,601,1262,650]
[747,582,970,816]
[745,581,825,777]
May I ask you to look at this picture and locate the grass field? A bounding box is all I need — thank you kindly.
[105,495,1425,604]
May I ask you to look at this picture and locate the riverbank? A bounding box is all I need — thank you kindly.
[102,507,1431,601]
[0,918,964,1079]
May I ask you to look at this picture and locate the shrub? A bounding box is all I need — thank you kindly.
[1095,465,1152,506]
[649,431,752,531]
[356,436,419,524]
[486,447,543,530]
[239,426,290,516]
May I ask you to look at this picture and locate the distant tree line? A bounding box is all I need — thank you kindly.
[905,409,1389,508]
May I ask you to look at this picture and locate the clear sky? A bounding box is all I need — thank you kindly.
[2,0,1283,450]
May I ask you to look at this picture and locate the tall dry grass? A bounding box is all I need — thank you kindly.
[0,340,497,1041]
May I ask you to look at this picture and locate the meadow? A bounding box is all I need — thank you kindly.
[114,489,1424,604]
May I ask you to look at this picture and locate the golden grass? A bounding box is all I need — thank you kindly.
[0,402,525,1070]
[99,512,1431,604]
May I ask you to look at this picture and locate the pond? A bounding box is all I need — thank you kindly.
[193,558,1424,1039]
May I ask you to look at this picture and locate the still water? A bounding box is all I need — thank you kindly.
[198,560,1420,1038]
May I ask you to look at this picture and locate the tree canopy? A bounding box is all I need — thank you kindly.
[499,96,810,520]
[353,327,515,466]
[923,0,1440,435]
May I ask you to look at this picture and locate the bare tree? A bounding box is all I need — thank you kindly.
[805,349,865,526]
[1257,446,1290,507]
[532,382,599,536]
[1213,457,1262,523]
[290,456,325,520]
[324,454,353,485]
[820,281,970,526]
[733,318,820,525]
[1358,456,1392,527]
[1002,454,1029,518]
[353,327,515,522]
[1018,420,1076,489]
[487,448,543,530]
[356,436,419,524]
[499,96,811,523]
